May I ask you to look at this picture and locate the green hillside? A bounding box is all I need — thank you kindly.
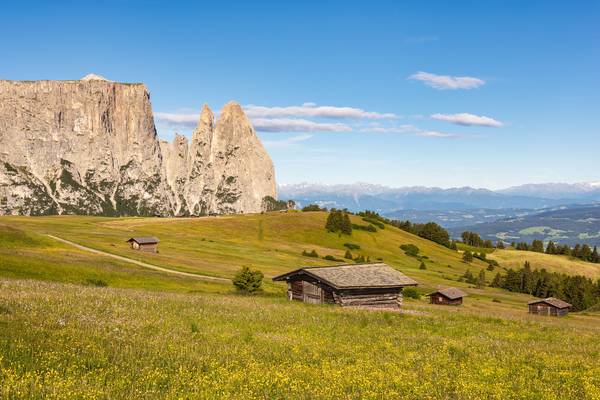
[2,212,600,398]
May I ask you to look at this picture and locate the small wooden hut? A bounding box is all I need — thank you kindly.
[528,297,572,316]
[126,237,159,253]
[272,263,417,309]
[427,287,467,306]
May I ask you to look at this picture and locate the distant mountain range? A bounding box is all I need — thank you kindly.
[278,182,600,246]
[278,182,600,213]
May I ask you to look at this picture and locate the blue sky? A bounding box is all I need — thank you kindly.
[1,1,599,189]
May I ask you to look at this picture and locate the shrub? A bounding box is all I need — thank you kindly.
[403,287,421,300]
[302,204,326,212]
[362,217,385,229]
[302,250,319,258]
[232,266,264,293]
[344,250,353,259]
[419,262,427,270]
[400,244,420,257]
[85,278,108,287]
[487,264,495,271]
[354,255,366,263]
[324,255,344,262]
[343,243,361,250]
[352,223,377,232]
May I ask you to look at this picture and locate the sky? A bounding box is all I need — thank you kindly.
[1,1,599,189]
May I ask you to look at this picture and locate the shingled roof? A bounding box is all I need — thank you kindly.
[528,297,572,309]
[272,263,417,289]
[126,236,160,244]
[427,287,467,300]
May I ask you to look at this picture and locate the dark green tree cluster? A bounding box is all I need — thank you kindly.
[461,231,494,248]
[400,244,420,257]
[262,196,294,212]
[302,204,327,212]
[462,250,474,263]
[325,209,352,235]
[512,240,600,264]
[302,249,319,258]
[490,261,600,311]
[352,223,377,232]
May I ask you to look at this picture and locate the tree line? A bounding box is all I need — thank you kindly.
[490,261,600,311]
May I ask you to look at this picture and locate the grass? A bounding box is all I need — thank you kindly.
[1,279,600,399]
[2,213,600,398]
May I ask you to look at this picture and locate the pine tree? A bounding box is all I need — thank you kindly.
[477,270,486,289]
[581,244,592,261]
[490,272,503,287]
[546,241,557,255]
[591,246,600,263]
[344,250,353,259]
[531,240,544,253]
[462,250,473,263]
[496,240,505,249]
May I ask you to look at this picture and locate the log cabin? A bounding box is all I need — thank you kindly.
[126,237,159,253]
[528,297,572,316]
[272,263,418,309]
[426,287,467,306]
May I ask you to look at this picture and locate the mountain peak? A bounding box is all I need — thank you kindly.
[81,73,110,82]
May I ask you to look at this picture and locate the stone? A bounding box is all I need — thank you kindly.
[0,77,277,216]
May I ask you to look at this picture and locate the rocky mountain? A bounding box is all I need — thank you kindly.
[0,75,276,216]
[498,182,600,201]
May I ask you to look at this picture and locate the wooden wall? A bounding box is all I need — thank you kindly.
[285,276,404,309]
[528,303,569,316]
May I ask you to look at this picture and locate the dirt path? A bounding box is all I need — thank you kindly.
[46,234,231,283]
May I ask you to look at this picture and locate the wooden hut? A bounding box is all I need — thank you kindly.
[272,263,417,309]
[528,297,572,316]
[126,237,159,253]
[427,287,467,306]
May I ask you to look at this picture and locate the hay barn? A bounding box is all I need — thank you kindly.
[272,263,417,309]
[427,287,467,306]
[126,237,159,253]
[528,297,572,316]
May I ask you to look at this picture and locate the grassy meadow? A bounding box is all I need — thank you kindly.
[1,212,600,398]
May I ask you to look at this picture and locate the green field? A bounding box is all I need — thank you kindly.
[1,213,600,399]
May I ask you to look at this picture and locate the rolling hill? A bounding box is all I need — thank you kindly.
[2,212,600,398]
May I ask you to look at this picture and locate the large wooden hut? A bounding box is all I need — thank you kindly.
[272,263,417,309]
[528,297,572,316]
[126,237,159,253]
[427,287,467,306]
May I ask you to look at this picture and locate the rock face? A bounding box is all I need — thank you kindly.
[0,77,276,216]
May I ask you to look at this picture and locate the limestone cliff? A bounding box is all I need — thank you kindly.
[0,76,276,216]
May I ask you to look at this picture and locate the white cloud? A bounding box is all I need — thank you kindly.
[263,134,313,148]
[155,112,198,130]
[253,118,352,132]
[244,103,399,119]
[417,130,458,138]
[431,113,503,127]
[408,71,485,90]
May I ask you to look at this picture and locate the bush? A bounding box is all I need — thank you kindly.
[352,223,377,232]
[344,250,353,259]
[302,204,326,212]
[324,255,344,262]
[419,262,427,270]
[302,250,319,258]
[354,255,366,263]
[400,244,420,257]
[85,278,108,287]
[403,287,421,300]
[343,243,361,250]
[362,217,384,229]
[232,266,264,293]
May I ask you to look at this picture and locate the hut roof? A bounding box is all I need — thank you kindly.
[272,263,417,289]
[427,287,467,300]
[126,236,159,244]
[528,297,572,309]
